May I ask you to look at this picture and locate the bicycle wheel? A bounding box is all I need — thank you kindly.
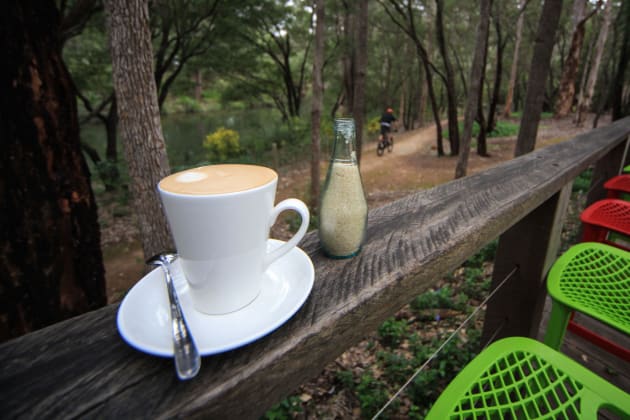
[377,141,385,156]
[388,137,394,152]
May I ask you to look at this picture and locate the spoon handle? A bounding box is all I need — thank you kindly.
[161,257,201,380]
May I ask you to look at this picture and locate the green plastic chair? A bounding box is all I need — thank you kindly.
[426,337,630,419]
[543,242,630,351]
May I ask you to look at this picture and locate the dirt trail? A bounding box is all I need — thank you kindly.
[359,125,443,207]
[362,125,437,169]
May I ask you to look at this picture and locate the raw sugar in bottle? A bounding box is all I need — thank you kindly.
[319,118,368,258]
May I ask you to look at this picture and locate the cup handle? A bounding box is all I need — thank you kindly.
[264,198,310,269]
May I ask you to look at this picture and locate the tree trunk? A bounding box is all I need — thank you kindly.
[418,68,427,127]
[503,0,526,118]
[194,69,203,102]
[341,1,355,114]
[105,97,118,163]
[379,53,394,109]
[435,0,460,156]
[104,0,174,259]
[417,5,433,130]
[79,96,120,193]
[554,24,585,117]
[311,0,325,212]
[554,0,599,118]
[592,52,614,128]
[399,41,412,130]
[514,0,565,157]
[455,0,492,178]
[0,0,106,340]
[487,9,505,134]
[476,95,488,156]
[400,75,407,129]
[353,0,368,163]
[611,0,630,121]
[99,97,120,191]
[418,47,445,157]
[573,34,593,125]
[474,30,490,158]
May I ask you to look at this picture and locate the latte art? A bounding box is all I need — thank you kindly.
[159,164,277,195]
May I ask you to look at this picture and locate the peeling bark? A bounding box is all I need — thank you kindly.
[1,0,106,340]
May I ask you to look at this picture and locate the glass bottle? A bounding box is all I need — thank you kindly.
[319,117,368,258]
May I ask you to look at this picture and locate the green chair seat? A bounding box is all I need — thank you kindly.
[543,242,630,350]
[426,337,630,419]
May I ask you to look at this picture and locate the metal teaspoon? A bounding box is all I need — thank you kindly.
[147,253,201,380]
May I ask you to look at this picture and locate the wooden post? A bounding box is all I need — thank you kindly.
[624,135,630,170]
[585,136,629,207]
[482,183,572,344]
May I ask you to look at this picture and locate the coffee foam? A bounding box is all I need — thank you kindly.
[159,164,277,195]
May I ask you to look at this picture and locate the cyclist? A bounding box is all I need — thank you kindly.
[379,107,397,144]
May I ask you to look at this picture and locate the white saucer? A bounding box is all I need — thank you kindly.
[116,239,314,357]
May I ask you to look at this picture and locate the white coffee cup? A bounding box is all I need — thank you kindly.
[157,164,309,314]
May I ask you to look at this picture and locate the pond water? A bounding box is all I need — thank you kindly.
[80,108,309,172]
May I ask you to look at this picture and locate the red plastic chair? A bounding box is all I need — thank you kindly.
[581,198,630,251]
[573,198,630,361]
[604,174,630,200]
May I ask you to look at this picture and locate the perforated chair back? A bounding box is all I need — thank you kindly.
[546,242,630,336]
[426,337,630,419]
[581,199,630,250]
[544,242,630,349]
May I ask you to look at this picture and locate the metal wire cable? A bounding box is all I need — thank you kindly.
[586,176,604,196]
[371,266,519,419]
[482,318,507,350]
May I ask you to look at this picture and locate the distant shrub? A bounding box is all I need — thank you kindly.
[367,116,381,136]
[443,121,480,139]
[511,111,553,120]
[321,118,334,140]
[489,120,519,137]
[287,116,310,144]
[573,168,592,193]
[176,96,202,113]
[203,127,241,161]
[443,120,519,139]
[268,116,310,148]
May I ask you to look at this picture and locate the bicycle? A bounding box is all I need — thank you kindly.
[376,133,394,156]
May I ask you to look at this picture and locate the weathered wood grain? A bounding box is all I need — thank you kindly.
[1,117,629,419]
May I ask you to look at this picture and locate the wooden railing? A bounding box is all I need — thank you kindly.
[1,117,629,419]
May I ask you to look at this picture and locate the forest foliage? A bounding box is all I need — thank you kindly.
[63,0,630,175]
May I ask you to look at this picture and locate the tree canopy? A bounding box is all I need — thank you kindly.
[65,0,629,147]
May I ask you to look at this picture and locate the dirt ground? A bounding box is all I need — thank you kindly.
[100,114,602,302]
